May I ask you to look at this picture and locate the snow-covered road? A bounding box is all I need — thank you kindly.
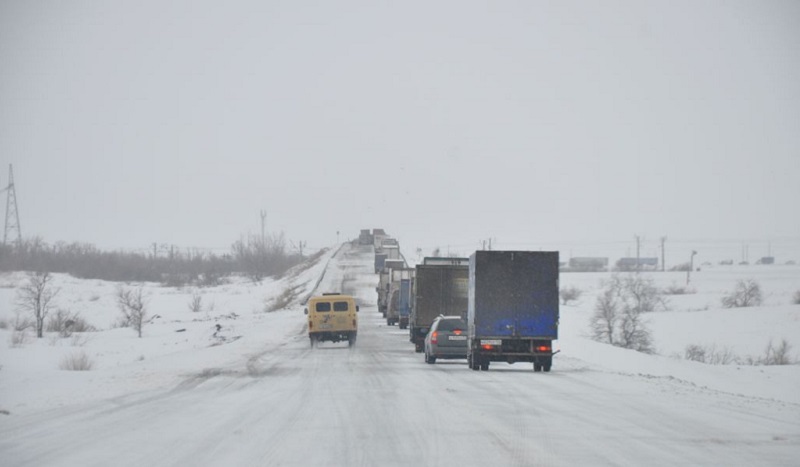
[1,244,798,466]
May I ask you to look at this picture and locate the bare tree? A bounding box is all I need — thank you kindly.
[117,286,148,338]
[560,286,583,305]
[589,274,656,353]
[590,287,619,344]
[16,271,60,338]
[721,279,763,308]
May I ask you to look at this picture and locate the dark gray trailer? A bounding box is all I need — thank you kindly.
[374,253,388,274]
[409,261,469,352]
[467,251,559,372]
[377,259,406,317]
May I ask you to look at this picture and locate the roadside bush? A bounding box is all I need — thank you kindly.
[46,309,96,337]
[662,283,696,295]
[589,274,658,353]
[9,329,28,348]
[684,344,738,365]
[560,286,582,305]
[188,292,203,313]
[721,279,762,308]
[59,351,94,371]
[760,339,794,365]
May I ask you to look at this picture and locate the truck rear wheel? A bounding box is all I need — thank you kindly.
[480,360,489,371]
[469,354,480,371]
[534,363,542,372]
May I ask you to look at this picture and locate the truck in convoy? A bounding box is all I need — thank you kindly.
[409,257,469,352]
[386,268,414,327]
[467,251,559,372]
[374,253,388,274]
[377,258,406,317]
[305,293,359,348]
[358,229,373,245]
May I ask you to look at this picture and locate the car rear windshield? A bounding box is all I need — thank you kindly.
[436,319,466,331]
[315,302,331,312]
[333,301,349,312]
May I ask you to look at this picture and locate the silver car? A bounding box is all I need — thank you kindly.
[424,315,468,363]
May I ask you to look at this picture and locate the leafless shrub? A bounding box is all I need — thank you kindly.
[15,271,60,338]
[188,292,203,313]
[117,286,148,338]
[46,309,96,337]
[12,311,33,332]
[684,344,738,365]
[0,319,7,330]
[9,329,28,348]
[793,290,800,305]
[761,339,794,365]
[560,286,583,305]
[589,274,656,353]
[70,333,90,347]
[662,283,696,295]
[721,279,762,308]
[59,351,94,371]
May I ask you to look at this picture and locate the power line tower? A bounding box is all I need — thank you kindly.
[3,164,22,247]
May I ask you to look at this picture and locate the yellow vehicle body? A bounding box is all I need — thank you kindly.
[305,293,358,347]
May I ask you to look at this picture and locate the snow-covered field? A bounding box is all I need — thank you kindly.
[0,245,341,414]
[1,243,799,465]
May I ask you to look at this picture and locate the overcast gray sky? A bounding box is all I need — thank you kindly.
[2,1,799,263]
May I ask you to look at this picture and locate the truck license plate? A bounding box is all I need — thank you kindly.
[319,324,332,329]
[448,335,466,341]
[481,339,502,345]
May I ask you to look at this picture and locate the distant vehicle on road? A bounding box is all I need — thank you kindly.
[424,315,468,363]
[305,293,359,347]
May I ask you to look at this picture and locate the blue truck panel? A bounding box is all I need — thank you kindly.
[469,250,559,339]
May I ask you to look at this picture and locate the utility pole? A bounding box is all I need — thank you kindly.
[660,236,667,272]
[635,235,641,272]
[687,250,697,285]
[260,210,267,246]
[3,164,22,247]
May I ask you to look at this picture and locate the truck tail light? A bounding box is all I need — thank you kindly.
[536,345,551,352]
[431,331,438,344]
[481,344,495,350]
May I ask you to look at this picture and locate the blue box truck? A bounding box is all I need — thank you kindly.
[467,251,559,372]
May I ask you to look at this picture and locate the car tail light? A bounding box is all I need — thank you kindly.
[453,329,462,336]
[431,331,438,344]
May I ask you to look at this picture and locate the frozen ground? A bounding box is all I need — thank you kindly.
[0,243,798,466]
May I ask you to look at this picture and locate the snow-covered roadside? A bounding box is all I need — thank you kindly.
[558,267,800,405]
[0,246,339,416]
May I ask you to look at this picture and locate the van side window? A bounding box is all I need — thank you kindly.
[315,302,332,312]
[333,301,349,312]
